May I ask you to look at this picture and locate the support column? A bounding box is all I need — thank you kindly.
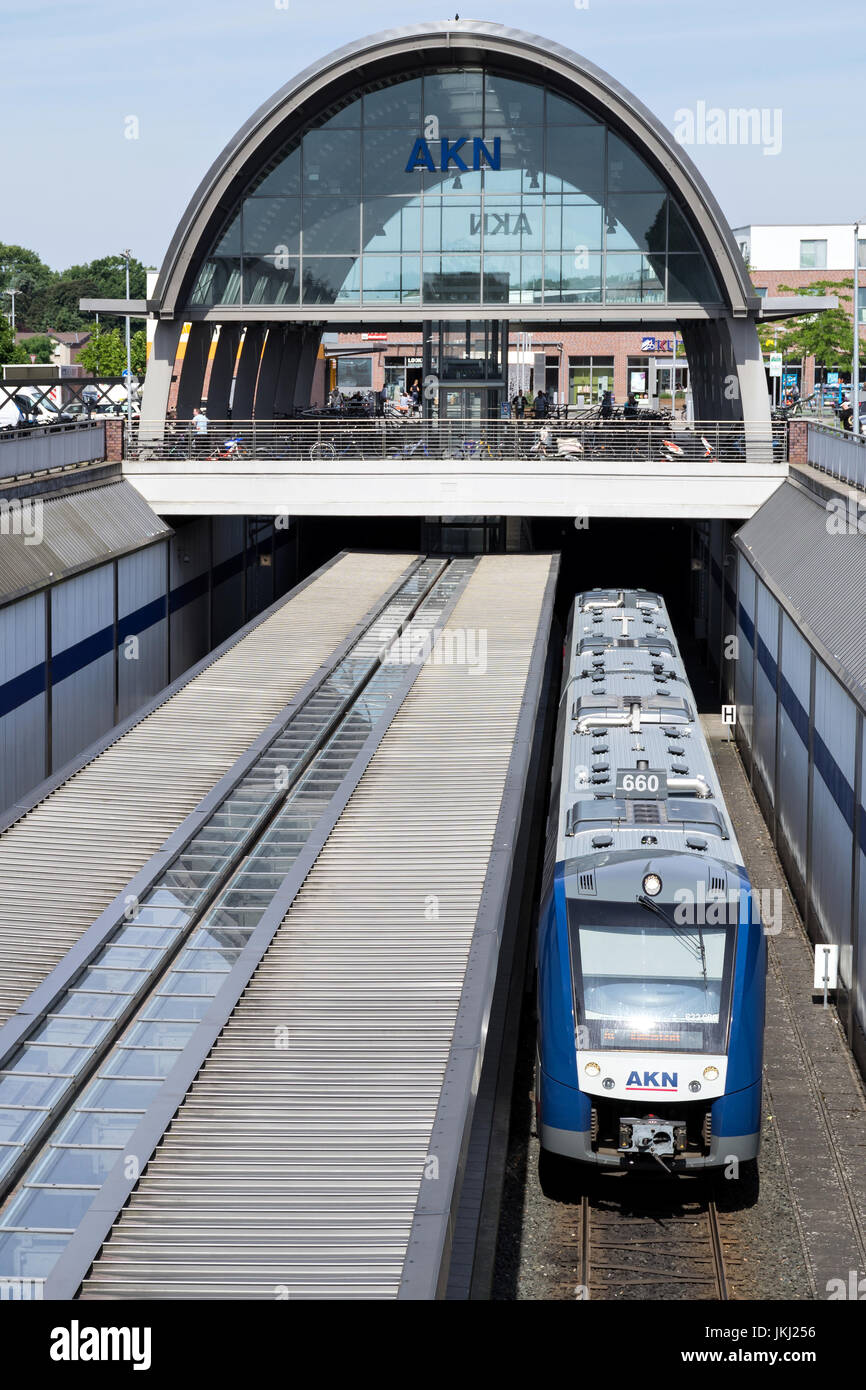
[272,330,304,416]
[232,325,266,419]
[254,327,287,419]
[139,319,183,445]
[205,324,243,423]
[293,330,323,410]
[174,322,213,421]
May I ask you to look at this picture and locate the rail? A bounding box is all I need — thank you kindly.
[132,416,787,467]
[0,421,107,482]
[807,420,866,490]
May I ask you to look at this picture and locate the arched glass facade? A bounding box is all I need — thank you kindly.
[189,69,719,310]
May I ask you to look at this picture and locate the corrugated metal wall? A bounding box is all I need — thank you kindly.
[0,595,46,811]
[0,516,299,817]
[705,488,866,1073]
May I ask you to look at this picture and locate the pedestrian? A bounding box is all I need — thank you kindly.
[192,406,209,454]
[511,391,525,419]
[534,389,547,419]
[376,384,387,416]
[410,379,421,413]
[600,389,613,420]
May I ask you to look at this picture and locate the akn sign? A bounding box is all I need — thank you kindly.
[405,136,501,173]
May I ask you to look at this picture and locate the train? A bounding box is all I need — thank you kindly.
[535,587,766,1173]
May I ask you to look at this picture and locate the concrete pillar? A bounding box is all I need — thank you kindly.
[294,331,323,410]
[205,324,243,423]
[174,322,213,422]
[139,319,183,445]
[254,327,287,419]
[272,331,304,416]
[231,326,265,420]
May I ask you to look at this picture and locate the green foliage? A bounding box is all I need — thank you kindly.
[0,245,147,333]
[18,334,55,363]
[757,278,862,369]
[0,313,31,364]
[79,326,147,378]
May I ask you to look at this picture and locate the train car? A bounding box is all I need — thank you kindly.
[536,588,766,1173]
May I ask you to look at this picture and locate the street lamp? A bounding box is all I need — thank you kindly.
[120,249,133,442]
[2,287,18,332]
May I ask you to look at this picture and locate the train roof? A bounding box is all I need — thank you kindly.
[554,588,744,875]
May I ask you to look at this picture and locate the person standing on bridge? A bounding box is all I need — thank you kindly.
[192,406,210,455]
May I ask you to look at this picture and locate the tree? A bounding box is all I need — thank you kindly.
[78,326,147,377]
[0,313,31,364]
[18,334,55,363]
[0,244,57,332]
[771,279,862,371]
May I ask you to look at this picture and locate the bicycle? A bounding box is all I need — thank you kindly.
[453,433,503,461]
[310,431,370,461]
[206,436,250,461]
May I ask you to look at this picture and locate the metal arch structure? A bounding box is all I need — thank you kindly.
[141,19,771,435]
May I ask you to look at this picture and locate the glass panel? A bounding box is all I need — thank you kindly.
[607,133,664,192]
[605,252,664,303]
[141,995,213,1022]
[0,1231,69,1278]
[301,257,360,304]
[546,125,605,194]
[483,197,543,251]
[74,967,145,995]
[423,201,481,253]
[668,254,720,302]
[0,1109,44,1144]
[546,91,599,125]
[54,993,128,1020]
[101,1049,180,1080]
[55,1111,142,1148]
[0,1074,71,1109]
[189,258,241,306]
[365,129,420,198]
[12,1046,89,1076]
[124,1020,198,1049]
[93,945,165,972]
[316,102,360,130]
[1,1186,95,1231]
[482,127,544,194]
[212,215,241,257]
[303,129,361,197]
[30,1147,120,1186]
[252,146,301,196]
[668,200,703,254]
[362,255,420,303]
[423,70,484,125]
[79,1077,163,1110]
[362,198,420,253]
[484,74,544,127]
[363,79,422,127]
[555,254,603,303]
[243,196,301,255]
[243,258,300,306]
[174,948,239,971]
[423,256,481,303]
[606,193,667,253]
[109,926,179,951]
[301,196,360,255]
[543,197,600,253]
[158,972,223,997]
[0,1146,22,1181]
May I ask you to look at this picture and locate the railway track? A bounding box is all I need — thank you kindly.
[560,1175,730,1301]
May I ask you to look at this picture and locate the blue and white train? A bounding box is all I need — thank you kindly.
[536,588,766,1172]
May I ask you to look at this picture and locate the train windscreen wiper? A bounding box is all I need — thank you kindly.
[636,892,708,984]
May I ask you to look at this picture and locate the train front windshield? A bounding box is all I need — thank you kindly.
[568,902,736,1053]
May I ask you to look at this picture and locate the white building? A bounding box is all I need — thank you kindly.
[733,224,865,272]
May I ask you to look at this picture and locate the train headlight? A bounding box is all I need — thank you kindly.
[584,1062,601,1077]
[602,1077,615,1090]
[703,1065,719,1082]
[689,1081,701,1093]
[642,873,662,897]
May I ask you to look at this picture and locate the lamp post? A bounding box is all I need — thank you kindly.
[3,287,18,332]
[854,222,862,437]
[121,249,133,443]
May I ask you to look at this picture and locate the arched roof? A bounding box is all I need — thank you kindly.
[151,20,756,319]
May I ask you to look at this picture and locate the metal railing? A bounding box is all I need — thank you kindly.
[807,421,866,490]
[0,420,107,482]
[132,416,787,467]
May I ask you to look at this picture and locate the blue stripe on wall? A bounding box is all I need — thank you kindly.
[0,662,46,718]
[738,602,755,647]
[756,633,777,687]
[813,730,855,831]
[779,673,810,746]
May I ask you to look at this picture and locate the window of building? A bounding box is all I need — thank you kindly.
[568,356,614,406]
[187,70,720,309]
[336,355,373,389]
[799,239,827,270]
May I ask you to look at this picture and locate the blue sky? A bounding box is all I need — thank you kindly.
[2,0,861,270]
